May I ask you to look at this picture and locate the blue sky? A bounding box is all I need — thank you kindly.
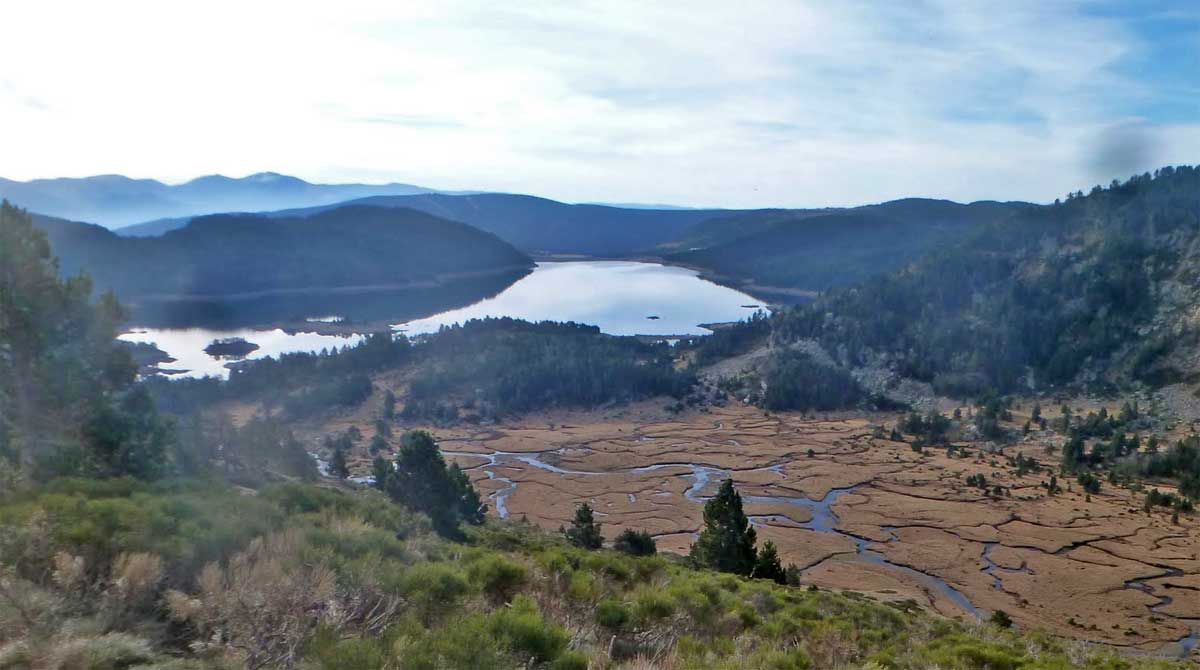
[1,1,1197,207]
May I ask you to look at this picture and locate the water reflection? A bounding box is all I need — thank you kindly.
[396,261,763,336]
[120,261,765,379]
[119,327,364,379]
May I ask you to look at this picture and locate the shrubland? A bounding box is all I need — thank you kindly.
[1,478,1186,670]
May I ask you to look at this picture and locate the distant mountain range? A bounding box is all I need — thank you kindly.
[15,171,1044,301]
[0,172,465,227]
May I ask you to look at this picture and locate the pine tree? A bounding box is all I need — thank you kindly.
[449,462,486,525]
[329,441,349,479]
[0,200,171,480]
[382,389,397,420]
[565,502,603,549]
[752,540,787,584]
[387,430,485,537]
[371,455,391,491]
[613,529,657,556]
[690,479,757,575]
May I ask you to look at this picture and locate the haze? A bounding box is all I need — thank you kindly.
[2,1,1198,207]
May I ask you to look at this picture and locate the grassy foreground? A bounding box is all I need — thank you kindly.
[0,478,1188,670]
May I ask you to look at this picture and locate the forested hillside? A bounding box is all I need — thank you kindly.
[33,204,532,300]
[728,166,1200,402]
[669,199,1028,291]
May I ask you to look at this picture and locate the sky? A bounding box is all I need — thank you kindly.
[2,1,1198,207]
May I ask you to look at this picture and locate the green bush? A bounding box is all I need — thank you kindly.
[489,595,569,664]
[632,589,675,625]
[397,563,471,619]
[468,554,528,603]
[596,598,631,630]
[549,650,589,670]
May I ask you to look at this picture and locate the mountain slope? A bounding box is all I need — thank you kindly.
[120,193,737,256]
[33,204,532,300]
[0,172,448,227]
[668,199,1031,291]
[756,166,1200,399]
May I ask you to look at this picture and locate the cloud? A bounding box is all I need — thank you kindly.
[0,1,1195,207]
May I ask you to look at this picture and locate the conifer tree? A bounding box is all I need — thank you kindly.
[371,455,391,491]
[753,540,787,584]
[329,441,349,479]
[387,430,485,536]
[690,479,757,575]
[565,502,603,549]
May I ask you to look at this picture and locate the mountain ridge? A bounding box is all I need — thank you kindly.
[0,172,462,227]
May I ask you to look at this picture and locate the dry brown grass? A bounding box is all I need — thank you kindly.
[50,553,86,593]
[168,529,337,670]
[109,553,163,607]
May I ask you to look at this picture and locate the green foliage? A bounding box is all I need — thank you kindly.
[902,411,952,443]
[612,528,657,556]
[384,431,485,537]
[762,169,1200,395]
[467,554,528,604]
[596,598,631,629]
[693,311,771,365]
[488,595,570,664]
[403,318,695,420]
[690,479,757,575]
[397,563,470,620]
[144,332,412,417]
[564,502,603,550]
[761,351,863,411]
[325,432,351,480]
[752,541,787,585]
[668,200,1023,292]
[989,609,1014,628]
[0,477,1188,670]
[0,201,175,481]
[1077,471,1102,495]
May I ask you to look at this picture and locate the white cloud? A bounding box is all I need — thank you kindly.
[0,0,1192,206]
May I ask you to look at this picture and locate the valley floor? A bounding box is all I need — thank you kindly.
[318,401,1200,661]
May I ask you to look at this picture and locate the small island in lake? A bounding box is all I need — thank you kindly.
[203,337,260,358]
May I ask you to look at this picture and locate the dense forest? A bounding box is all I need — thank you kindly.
[668,199,1027,290]
[713,167,1200,401]
[142,318,696,425]
[32,204,532,300]
[401,319,696,422]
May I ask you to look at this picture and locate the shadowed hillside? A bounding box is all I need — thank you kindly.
[669,199,1030,291]
[120,193,737,257]
[30,204,533,325]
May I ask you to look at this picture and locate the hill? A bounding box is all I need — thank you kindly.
[0,172,450,227]
[668,199,1030,291]
[31,204,533,325]
[712,166,1200,407]
[120,193,738,257]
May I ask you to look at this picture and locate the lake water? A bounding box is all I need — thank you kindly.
[121,261,765,378]
[396,261,763,336]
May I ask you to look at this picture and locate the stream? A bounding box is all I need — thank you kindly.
[348,446,1199,654]
[451,449,985,620]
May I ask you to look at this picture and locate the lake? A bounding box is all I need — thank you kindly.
[120,261,765,378]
